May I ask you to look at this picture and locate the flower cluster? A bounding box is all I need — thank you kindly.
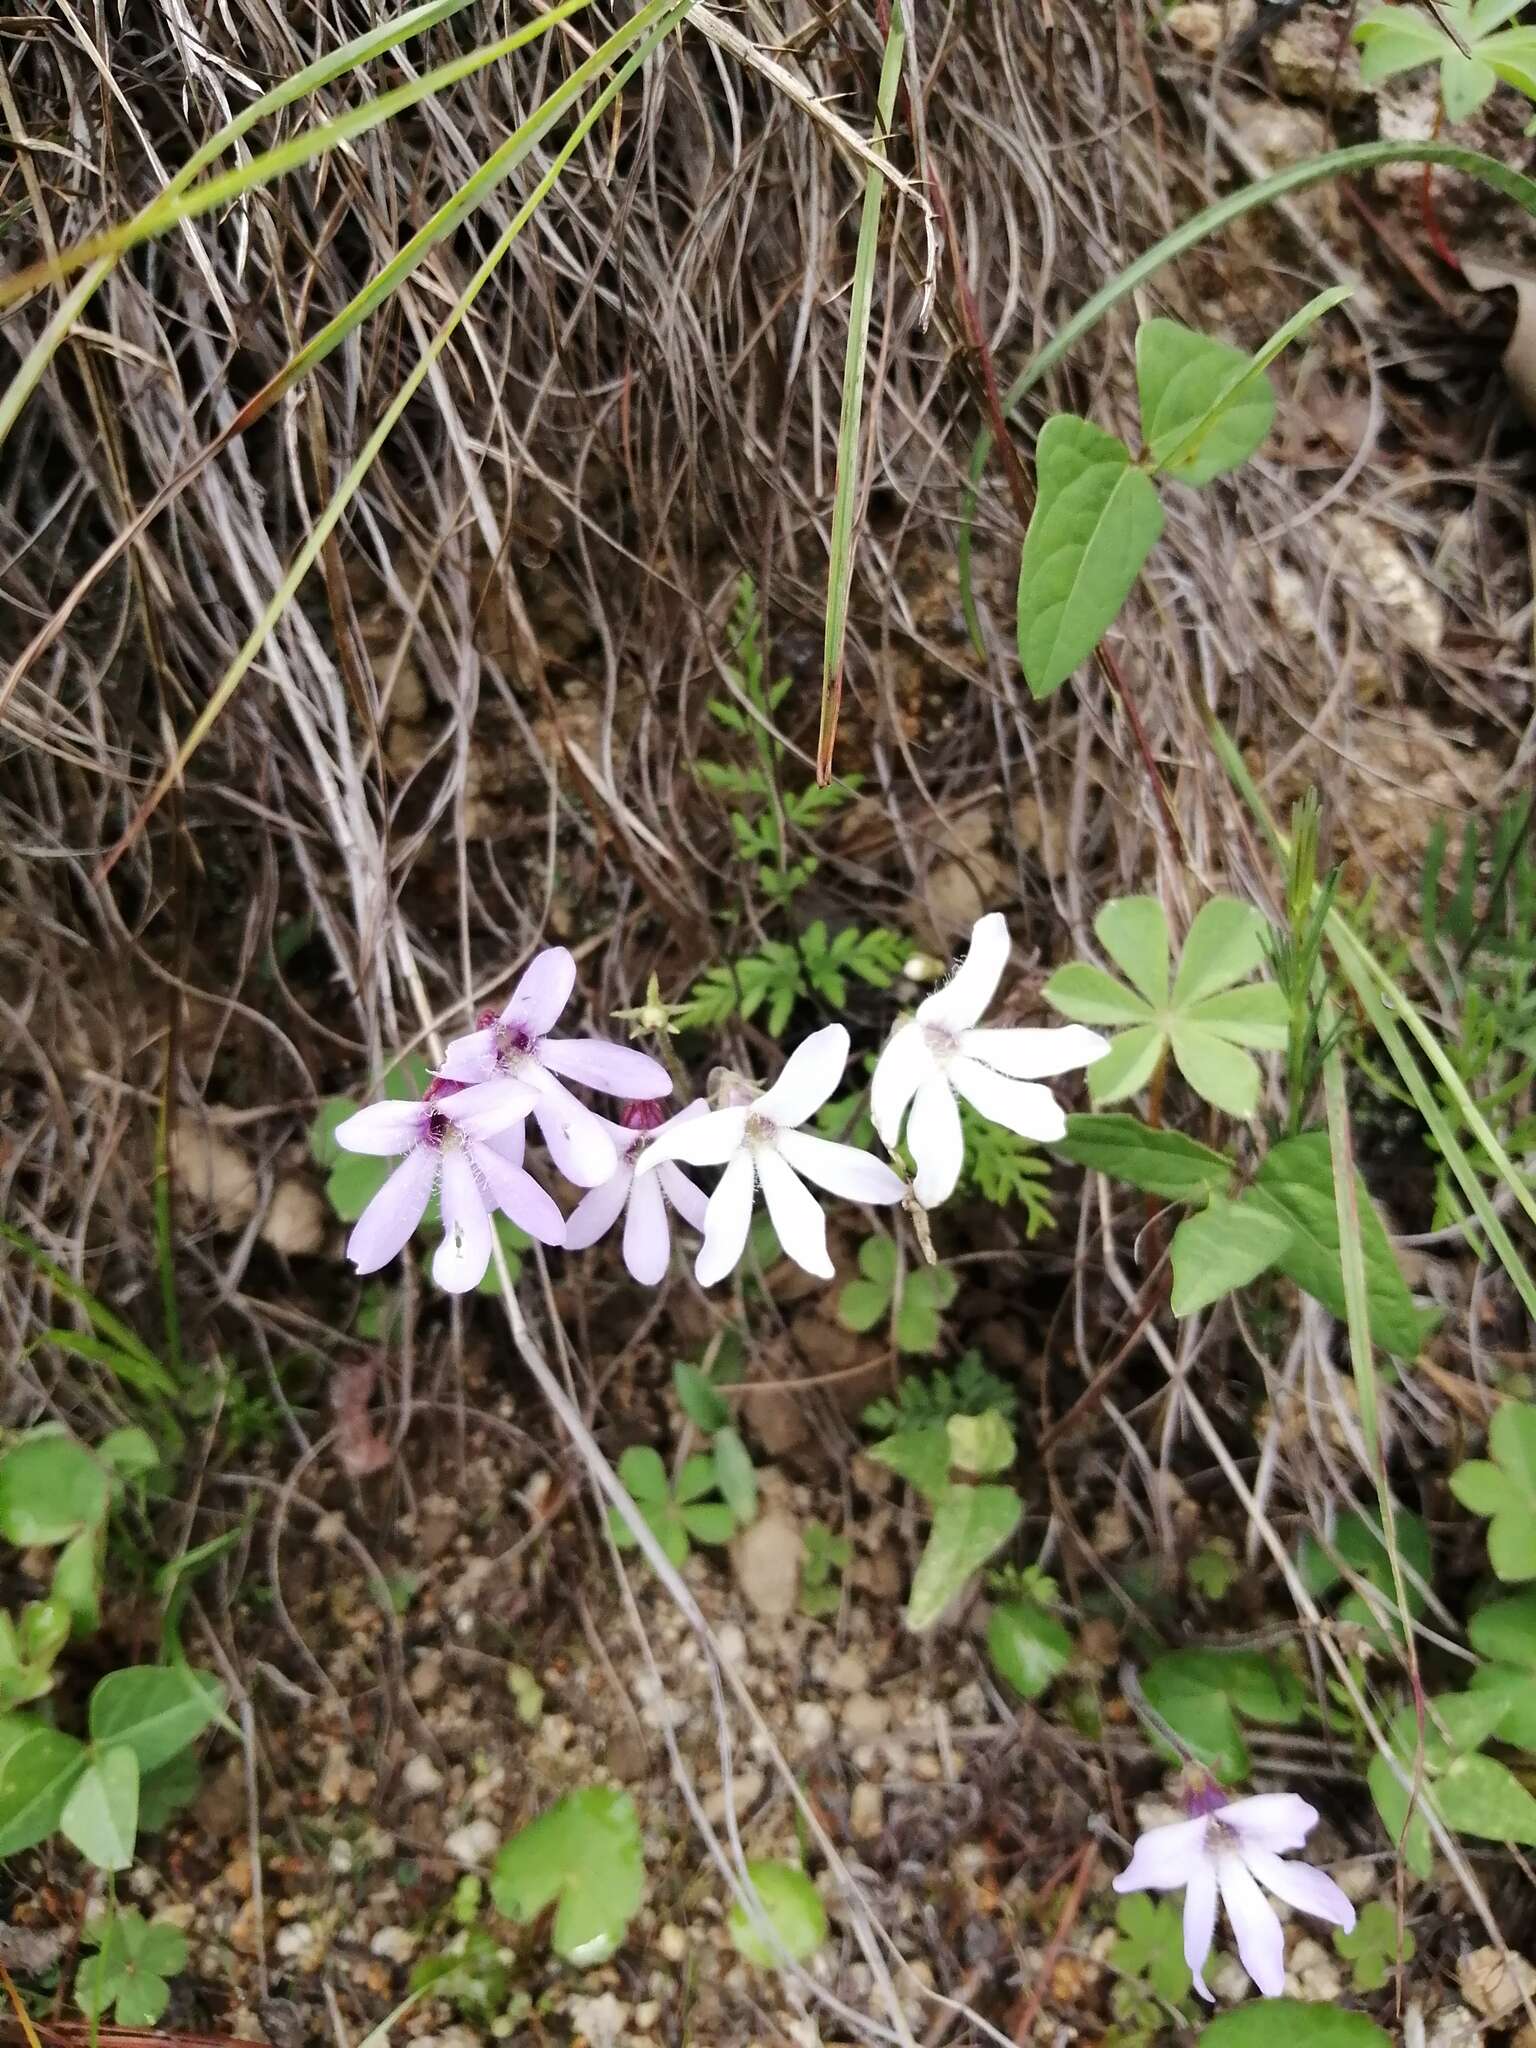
[335,913,1107,1294]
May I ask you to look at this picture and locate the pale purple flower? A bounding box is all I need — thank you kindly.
[871,911,1108,1208]
[438,946,671,1188]
[335,1076,546,1294]
[563,1100,710,1285]
[1113,1790,1355,1999]
[634,1024,904,1286]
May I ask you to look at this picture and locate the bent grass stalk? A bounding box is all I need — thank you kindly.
[101,0,694,875]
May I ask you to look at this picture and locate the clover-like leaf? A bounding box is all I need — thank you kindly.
[1141,1649,1305,1783]
[1352,0,1536,117]
[491,1787,645,1965]
[1045,896,1286,1117]
[1111,1891,1193,2005]
[88,1666,224,1775]
[1450,1401,1536,1581]
[0,1719,86,1856]
[1016,416,1164,700]
[77,1910,188,2031]
[1335,1899,1415,1992]
[0,1433,110,1547]
[1200,2004,1392,2048]
[60,1744,140,1872]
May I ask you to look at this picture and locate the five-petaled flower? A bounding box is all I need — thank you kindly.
[1113,1789,1355,2000]
[564,1099,710,1284]
[634,1023,904,1285]
[871,911,1108,1208]
[438,946,671,1186]
[335,1076,546,1294]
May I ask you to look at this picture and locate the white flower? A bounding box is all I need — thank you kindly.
[871,911,1109,1208]
[634,1023,904,1285]
[1113,1792,1356,2000]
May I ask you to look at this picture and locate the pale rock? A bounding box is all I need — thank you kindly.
[793,1700,835,1749]
[565,1993,630,2048]
[657,1924,688,1964]
[1010,793,1069,880]
[1270,9,1367,102]
[260,1179,327,1257]
[1429,2007,1486,2048]
[924,853,1007,939]
[274,1922,324,1969]
[731,1512,802,1619]
[1208,1953,1254,2004]
[172,1125,259,1232]
[318,1742,351,1808]
[1459,1946,1536,2025]
[850,1782,885,1840]
[1334,1857,1379,1904]
[849,1552,904,1601]
[1229,100,1328,171]
[826,1647,869,1693]
[1332,513,1443,656]
[370,1926,419,1965]
[402,1754,444,1797]
[1285,1935,1344,2000]
[841,1692,892,1739]
[703,1770,764,1824]
[443,1818,500,1867]
[408,1651,445,1702]
[714,1622,749,1666]
[739,1382,808,1456]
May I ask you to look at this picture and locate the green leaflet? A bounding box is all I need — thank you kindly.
[1015,417,1163,699]
[1169,1194,1293,1316]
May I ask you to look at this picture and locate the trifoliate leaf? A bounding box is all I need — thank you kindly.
[1450,1402,1536,1580]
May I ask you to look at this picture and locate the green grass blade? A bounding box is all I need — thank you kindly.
[816,4,905,784]
[108,0,692,861]
[1207,719,1536,1324]
[958,142,1536,650]
[0,0,589,311]
[1,1221,166,1375]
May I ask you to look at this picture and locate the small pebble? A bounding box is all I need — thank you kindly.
[826,1648,869,1693]
[443,1818,500,1867]
[850,1783,884,1840]
[793,1701,834,1748]
[370,1926,419,1965]
[403,1754,444,1796]
[841,1692,891,1738]
[657,1924,688,1964]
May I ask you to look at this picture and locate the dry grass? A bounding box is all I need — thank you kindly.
[2,0,1534,2036]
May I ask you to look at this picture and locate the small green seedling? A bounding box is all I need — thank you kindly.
[1111,1892,1193,2006]
[727,1859,828,1968]
[1354,0,1536,122]
[801,1521,851,1619]
[75,1910,188,2029]
[1335,1900,1415,1992]
[1450,1401,1536,1582]
[1187,1541,1240,1602]
[490,1787,644,1965]
[838,1235,957,1354]
[607,1445,738,1569]
[672,1353,758,1526]
[0,1425,158,1637]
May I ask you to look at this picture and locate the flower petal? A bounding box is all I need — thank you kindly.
[1112,1817,1211,1894]
[756,1024,850,1127]
[446,1076,539,1139]
[949,1056,1067,1142]
[346,1147,437,1272]
[658,1161,710,1232]
[870,1021,932,1146]
[1183,1858,1219,2002]
[962,1023,1110,1080]
[1241,1849,1355,1934]
[696,1149,756,1287]
[635,1105,748,1172]
[1219,1795,1319,1856]
[484,1117,527,1169]
[540,1037,672,1099]
[473,1145,567,1247]
[562,1163,633,1251]
[755,1147,831,1278]
[622,1167,672,1284]
[778,1129,905,1204]
[918,911,1009,1031]
[504,946,576,1036]
[533,1084,620,1187]
[907,1073,964,1208]
[334,1101,426,1157]
[1216,1854,1286,1998]
[432,1146,494,1293]
[437,1027,496,1083]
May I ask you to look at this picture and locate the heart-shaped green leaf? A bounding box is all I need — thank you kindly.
[1170,1194,1292,1316]
[1016,417,1163,699]
[986,1598,1072,1700]
[60,1745,140,1871]
[490,1787,645,1964]
[1137,320,1275,485]
[728,1860,828,1968]
[1450,1401,1536,1580]
[88,1666,224,1774]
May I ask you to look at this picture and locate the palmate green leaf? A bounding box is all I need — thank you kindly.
[1443,49,1499,114]
[1016,416,1164,699]
[1137,320,1275,485]
[1045,895,1286,1116]
[906,1483,1021,1630]
[728,1860,828,1968]
[1169,1194,1293,1316]
[1450,1401,1536,1580]
[1055,1113,1233,1199]
[490,1786,644,1964]
[1483,24,1536,96]
[869,1422,953,1503]
[1335,1899,1415,1992]
[1246,1131,1430,1356]
[895,1264,957,1354]
[1353,4,1460,80]
[986,1598,1072,1700]
[615,1444,669,1506]
[1468,1587,1536,1667]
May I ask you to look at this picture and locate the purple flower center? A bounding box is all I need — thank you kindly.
[620,1099,668,1133]
[1184,1775,1230,1818]
[423,1075,464,1105]
[481,1011,538,1069]
[424,1108,451,1148]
